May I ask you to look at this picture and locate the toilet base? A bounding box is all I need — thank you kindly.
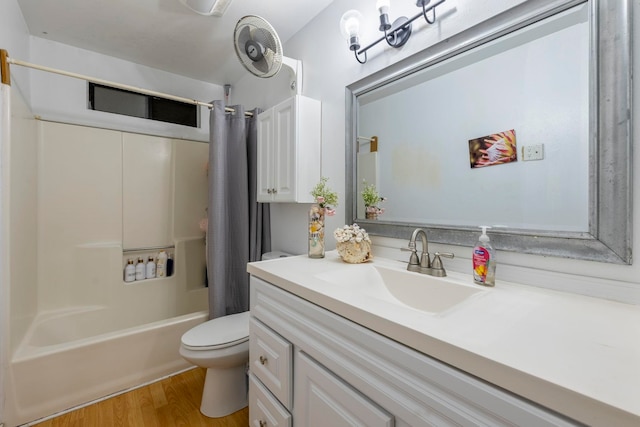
[200,364,248,418]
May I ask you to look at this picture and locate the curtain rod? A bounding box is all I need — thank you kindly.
[0,49,252,117]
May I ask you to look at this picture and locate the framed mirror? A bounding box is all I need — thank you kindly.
[345,0,632,264]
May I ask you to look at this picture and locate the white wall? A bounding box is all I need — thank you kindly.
[28,37,224,142]
[0,0,32,98]
[234,0,640,303]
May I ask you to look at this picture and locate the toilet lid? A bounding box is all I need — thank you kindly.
[182,311,250,349]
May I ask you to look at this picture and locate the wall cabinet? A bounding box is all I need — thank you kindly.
[249,276,579,427]
[257,95,321,203]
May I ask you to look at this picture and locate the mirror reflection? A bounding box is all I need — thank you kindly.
[346,0,632,264]
[356,4,589,231]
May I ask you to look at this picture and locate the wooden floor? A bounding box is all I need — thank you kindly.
[32,368,248,427]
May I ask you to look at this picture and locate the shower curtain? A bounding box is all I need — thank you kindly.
[208,100,271,319]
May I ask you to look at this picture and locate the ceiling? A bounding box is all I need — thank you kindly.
[17,0,335,86]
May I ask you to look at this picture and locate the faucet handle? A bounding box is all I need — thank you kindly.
[431,252,454,276]
[434,251,454,259]
[403,246,421,272]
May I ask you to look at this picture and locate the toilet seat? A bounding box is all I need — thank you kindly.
[181,311,250,351]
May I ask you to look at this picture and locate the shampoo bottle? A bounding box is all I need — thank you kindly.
[135,257,146,281]
[472,226,496,286]
[166,253,174,277]
[124,259,136,282]
[146,256,156,279]
[157,250,167,278]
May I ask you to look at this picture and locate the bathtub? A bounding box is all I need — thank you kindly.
[6,307,208,426]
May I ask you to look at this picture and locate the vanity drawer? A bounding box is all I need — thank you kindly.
[249,373,292,427]
[250,317,293,409]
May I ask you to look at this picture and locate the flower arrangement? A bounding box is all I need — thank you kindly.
[333,223,372,264]
[310,176,338,216]
[308,177,338,258]
[361,182,386,217]
[333,223,371,244]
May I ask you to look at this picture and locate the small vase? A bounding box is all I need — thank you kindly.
[365,211,378,220]
[308,204,325,258]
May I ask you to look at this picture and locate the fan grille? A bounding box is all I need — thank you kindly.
[234,15,283,78]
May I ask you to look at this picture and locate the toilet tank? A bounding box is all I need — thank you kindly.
[261,251,292,261]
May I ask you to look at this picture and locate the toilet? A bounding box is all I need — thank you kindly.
[179,251,290,418]
[179,310,250,418]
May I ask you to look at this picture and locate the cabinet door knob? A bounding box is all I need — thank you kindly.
[267,189,272,194]
[259,355,268,365]
[272,188,277,194]
[259,420,267,427]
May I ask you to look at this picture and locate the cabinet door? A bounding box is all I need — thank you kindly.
[294,351,394,427]
[272,97,296,202]
[257,108,275,202]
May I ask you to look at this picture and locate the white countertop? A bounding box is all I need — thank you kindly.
[247,252,640,427]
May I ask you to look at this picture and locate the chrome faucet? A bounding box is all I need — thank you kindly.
[406,228,454,277]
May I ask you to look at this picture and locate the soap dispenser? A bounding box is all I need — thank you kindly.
[472,226,496,286]
[124,259,136,283]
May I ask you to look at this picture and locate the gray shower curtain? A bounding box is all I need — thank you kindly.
[208,100,271,319]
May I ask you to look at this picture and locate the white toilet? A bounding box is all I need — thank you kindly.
[179,310,250,418]
[179,251,291,417]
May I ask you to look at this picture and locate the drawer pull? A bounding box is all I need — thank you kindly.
[259,355,268,365]
[259,420,267,427]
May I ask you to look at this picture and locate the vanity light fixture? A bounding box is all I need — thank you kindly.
[340,0,446,64]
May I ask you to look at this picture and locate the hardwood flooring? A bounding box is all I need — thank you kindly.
[31,368,248,427]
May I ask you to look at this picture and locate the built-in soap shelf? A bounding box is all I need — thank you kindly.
[122,244,175,284]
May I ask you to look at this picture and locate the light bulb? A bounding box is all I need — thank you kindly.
[375,0,391,32]
[340,10,363,40]
[376,0,390,15]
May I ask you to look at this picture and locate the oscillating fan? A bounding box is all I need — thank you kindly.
[234,15,283,78]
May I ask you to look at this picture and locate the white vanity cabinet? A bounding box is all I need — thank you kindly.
[249,276,580,427]
[256,95,321,203]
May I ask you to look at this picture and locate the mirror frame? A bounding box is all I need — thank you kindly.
[346,0,632,264]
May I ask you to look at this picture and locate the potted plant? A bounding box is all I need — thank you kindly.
[361,182,386,220]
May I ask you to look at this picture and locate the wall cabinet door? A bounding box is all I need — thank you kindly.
[257,108,275,201]
[257,96,320,203]
[272,98,295,202]
[294,351,394,427]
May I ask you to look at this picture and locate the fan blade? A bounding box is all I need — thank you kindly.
[237,25,251,48]
[252,57,270,74]
[252,27,277,53]
[262,49,274,68]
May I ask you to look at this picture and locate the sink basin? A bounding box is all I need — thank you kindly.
[316,263,485,315]
[373,265,484,314]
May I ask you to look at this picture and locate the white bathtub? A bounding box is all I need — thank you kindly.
[6,307,208,426]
